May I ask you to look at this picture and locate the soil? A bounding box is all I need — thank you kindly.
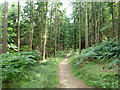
[58,50,90,88]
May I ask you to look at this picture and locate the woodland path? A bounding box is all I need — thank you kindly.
[58,50,90,88]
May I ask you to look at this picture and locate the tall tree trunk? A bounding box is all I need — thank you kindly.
[118,1,120,88]
[29,2,31,50]
[0,7,2,54]
[54,3,57,57]
[79,2,81,54]
[62,35,64,51]
[91,1,94,46]
[95,1,97,44]
[101,2,104,41]
[118,1,120,41]
[58,22,60,51]
[74,18,76,52]
[30,0,34,51]
[98,2,101,43]
[2,1,8,53]
[43,2,48,60]
[85,3,88,49]
[88,3,90,47]
[112,2,115,38]
[18,0,20,52]
[49,4,52,54]
[40,5,43,54]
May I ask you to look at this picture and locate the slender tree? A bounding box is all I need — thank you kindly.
[118,1,120,87]
[79,1,81,54]
[43,2,48,60]
[101,1,104,41]
[95,1,97,43]
[54,3,57,56]
[29,2,32,50]
[118,1,120,42]
[112,1,115,37]
[85,3,88,49]
[88,3,90,47]
[74,18,76,51]
[58,22,60,51]
[49,3,53,54]
[40,4,43,54]
[2,1,8,53]
[18,0,20,52]
[30,0,34,51]
[91,1,94,46]
[98,2,101,43]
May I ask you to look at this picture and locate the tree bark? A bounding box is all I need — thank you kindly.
[101,2,104,41]
[2,1,8,53]
[74,18,76,52]
[58,22,60,51]
[40,4,43,54]
[18,0,20,52]
[91,1,94,46]
[54,3,57,57]
[98,2,101,43]
[88,3,90,47]
[118,2,120,87]
[43,2,48,60]
[30,0,34,51]
[85,3,88,49]
[79,2,81,54]
[95,1,97,44]
[118,1,120,42]
[112,2,115,38]
[49,3,52,54]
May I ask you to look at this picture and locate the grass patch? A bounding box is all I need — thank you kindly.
[69,61,118,88]
[2,57,64,88]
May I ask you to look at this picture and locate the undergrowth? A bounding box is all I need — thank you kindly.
[69,40,119,88]
[1,50,67,88]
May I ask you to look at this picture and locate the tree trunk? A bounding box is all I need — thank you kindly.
[101,2,104,41]
[30,0,34,51]
[2,1,8,53]
[18,0,20,52]
[112,2,115,38]
[43,2,48,60]
[62,35,64,51]
[79,2,81,54]
[118,1,120,42]
[91,1,94,46]
[54,3,57,57]
[88,3,90,47]
[40,5,43,54]
[85,3,88,49]
[58,22,60,51]
[95,1,97,44]
[49,4,52,54]
[74,18,76,52]
[118,1,120,87]
[98,2,101,43]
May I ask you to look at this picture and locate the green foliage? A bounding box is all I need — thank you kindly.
[70,62,118,88]
[69,40,119,88]
[20,45,30,52]
[2,56,63,88]
[69,40,119,67]
[55,50,68,58]
[1,50,42,82]
[18,58,61,88]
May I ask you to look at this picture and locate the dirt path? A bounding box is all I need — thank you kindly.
[58,50,89,88]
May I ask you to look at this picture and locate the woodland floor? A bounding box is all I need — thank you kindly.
[58,50,90,88]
